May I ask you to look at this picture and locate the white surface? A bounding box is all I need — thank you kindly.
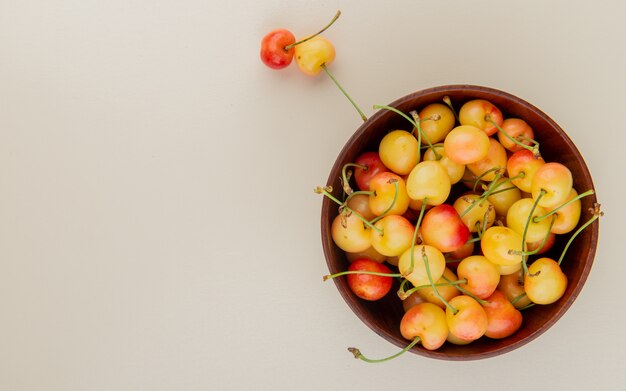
[1,0,625,390]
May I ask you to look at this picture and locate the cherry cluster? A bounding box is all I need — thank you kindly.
[317,98,602,363]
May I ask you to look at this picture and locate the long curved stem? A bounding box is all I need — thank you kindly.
[323,270,402,281]
[533,189,595,223]
[369,181,399,224]
[315,186,383,235]
[423,248,457,313]
[405,197,428,277]
[284,10,341,50]
[348,336,421,363]
[558,205,602,265]
[521,191,545,277]
[321,64,367,122]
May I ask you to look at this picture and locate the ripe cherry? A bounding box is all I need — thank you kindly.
[347,258,394,301]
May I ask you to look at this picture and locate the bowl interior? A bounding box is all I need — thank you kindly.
[321,85,599,360]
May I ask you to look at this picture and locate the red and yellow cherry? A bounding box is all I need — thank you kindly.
[467,138,508,182]
[347,258,393,301]
[497,270,532,309]
[526,232,556,255]
[415,267,461,309]
[547,188,581,234]
[421,204,470,253]
[260,29,296,69]
[487,177,522,216]
[346,245,387,263]
[444,125,491,165]
[346,193,376,221]
[406,161,451,206]
[294,35,335,76]
[446,330,473,345]
[458,99,503,136]
[481,226,526,266]
[418,103,456,143]
[379,130,420,175]
[531,162,573,209]
[524,258,568,305]
[446,295,489,342]
[402,290,428,312]
[398,245,446,287]
[331,209,371,253]
[453,194,496,233]
[423,144,465,184]
[457,256,501,299]
[370,215,415,257]
[353,152,389,191]
[400,302,449,350]
[497,118,535,152]
[482,290,523,339]
[506,198,551,243]
[368,172,410,216]
[507,149,545,193]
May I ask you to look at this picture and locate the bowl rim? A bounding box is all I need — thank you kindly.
[321,84,599,360]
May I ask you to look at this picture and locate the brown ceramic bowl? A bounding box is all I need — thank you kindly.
[321,85,599,360]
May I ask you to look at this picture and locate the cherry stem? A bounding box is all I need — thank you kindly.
[558,204,603,265]
[405,197,428,277]
[442,96,459,122]
[321,64,367,122]
[284,10,342,50]
[348,336,421,363]
[410,111,440,160]
[487,117,540,157]
[511,214,556,256]
[441,275,489,306]
[341,163,367,195]
[518,303,535,311]
[511,292,527,305]
[472,167,501,192]
[315,186,383,235]
[423,248,458,313]
[488,185,518,197]
[400,279,468,300]
[369,180,399,224]
[521,190,545,276]
[459,172,503,218]
[533,189,595,223]
[323,270,402,281]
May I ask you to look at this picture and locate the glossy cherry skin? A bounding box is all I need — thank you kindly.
[531,162,574,209]
[347,258,393,301]
[421,204,471,253]
[524,258,568,305]
[498,270,532,309]
[446,295,488,342]
[457,255,500,299]
[507,149,545,193]
[294,35,335,76]
[260,29,296,69]
[482,290,523,339]
[354,152,389,191]
[497,118,535,152]
[458,99,503,136]
[400,303,449,350]
[368,172,410,216]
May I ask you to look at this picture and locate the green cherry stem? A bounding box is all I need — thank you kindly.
[558,203,603,265]
[315,186,383,235]
[341,163,367,195]
[488,185,518,197]
[321,64,367,122]
[533,189,595,223]
[400,279,468,300]
[472,167,501,192]
[323,270,402,281]
[369,180,399,224]
[510,214,556,256]
[521,190,545,276]
[423,248,458,314]
[348,336,421,363]
[518,303,536,311]
[441,275,489,306]
[487,117,540,156]
[405,197,428,277]
[511,292,527,306]
[284,10,341,50]
[410,111,441,160]
[460,172,503,218]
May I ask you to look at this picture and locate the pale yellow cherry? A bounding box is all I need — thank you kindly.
[495,262,522,276]
[487,177,522,216]
[398,245,446,288]
[506,198,552,243]
[444,125,491,165]
[418,103,456,143]
[379,130,420,175]
[423,144,465,184]
[370,215,415,257]
[406,161,451,206]
[524,258,568,305]
[547,188,582,234]
[453,194,496,233]
[481,226,526,266]
[331,210,371,253]
[467,138,508,182]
